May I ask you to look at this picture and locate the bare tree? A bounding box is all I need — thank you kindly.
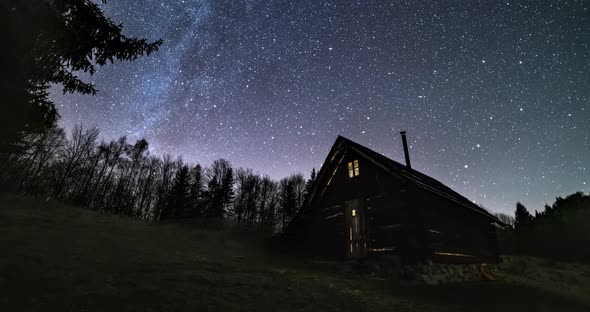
[16,124,65,194]
[137,156,160,219]
[233,168,261,223]
[92,137,127,212]
[3,123,304,227]
[52,125,99,199]
[278,174,305,230]
[153,154,177,220]
[494,212,515,228]
[258,176,279,228]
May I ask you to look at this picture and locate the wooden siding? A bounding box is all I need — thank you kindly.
[286,138,501,264]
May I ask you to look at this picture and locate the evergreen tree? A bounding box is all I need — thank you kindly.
[514,202,533,229]
[502,193,590,261]
[220,166,235,217]
[205,175,221,218]
[166,165,190,219]
[279,177,297,229]
[2,0,162,153]
[188,164,204,217]
[303,168,316,202]
[543,204,554,217]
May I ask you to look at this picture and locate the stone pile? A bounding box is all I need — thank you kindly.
[401,262,484,285]
[362,256,496,285]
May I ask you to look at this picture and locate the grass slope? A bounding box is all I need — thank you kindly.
[0,195,588,311]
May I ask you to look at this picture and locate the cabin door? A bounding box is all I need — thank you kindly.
[345,198,367,258]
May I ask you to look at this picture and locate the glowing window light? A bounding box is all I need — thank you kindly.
[325,212,342,220]
[348,160,360,178]
[434,251,474,257]
[369,247,396,252]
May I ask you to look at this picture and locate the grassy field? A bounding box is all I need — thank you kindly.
[1,195,588,311]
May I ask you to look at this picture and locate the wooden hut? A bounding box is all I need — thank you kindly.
[284,133,504,264]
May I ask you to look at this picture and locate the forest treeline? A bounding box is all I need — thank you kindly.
[498,192,590,262]
[2,0,316,231]
[0,123,316,230]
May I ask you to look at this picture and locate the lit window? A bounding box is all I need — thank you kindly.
[352,209,356,217]
[347,160,360,178]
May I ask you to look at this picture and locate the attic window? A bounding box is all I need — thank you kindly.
[348,160,359,178]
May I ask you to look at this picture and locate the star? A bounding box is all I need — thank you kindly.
[50,0,590,215]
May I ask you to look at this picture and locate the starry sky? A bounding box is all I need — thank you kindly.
[50,0,589,214]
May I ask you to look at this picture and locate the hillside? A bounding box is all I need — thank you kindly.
[0,195,588,311]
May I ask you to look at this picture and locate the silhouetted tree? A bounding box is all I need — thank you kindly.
[514,202,533,229]
[2,0,162,154]
[0,122,315,229]
[220,166,235,216]
[92,137,127,212]
[52,125,99,199]
[279,177,297,229]
[500,193,590,261]
[137,156,160,218]
[258,176,279,227]
[234,168,267,223]
[153,155,176,220]
[166,164,190,219]
[205,159,234,218]
[188,164,205,217]
[122,139,149,214]
[494,212,515,228]
[233,168,251,222]
[303,168,316,203]
[293,174,306,213]
[278,174,306,229]
[3,122,65,194]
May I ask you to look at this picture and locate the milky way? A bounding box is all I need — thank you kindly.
[50,0,590,214]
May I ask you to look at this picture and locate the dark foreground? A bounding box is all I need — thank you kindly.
[0,195,588,311]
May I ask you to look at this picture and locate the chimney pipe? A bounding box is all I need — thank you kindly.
[400,131,411,169]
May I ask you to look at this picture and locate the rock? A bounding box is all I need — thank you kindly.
[358,257,498,284]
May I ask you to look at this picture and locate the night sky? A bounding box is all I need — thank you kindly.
[50,0,589,214]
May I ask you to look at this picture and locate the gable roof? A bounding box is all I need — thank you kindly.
[303,135,503,224]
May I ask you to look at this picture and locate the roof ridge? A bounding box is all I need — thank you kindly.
[336,135,501,223]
